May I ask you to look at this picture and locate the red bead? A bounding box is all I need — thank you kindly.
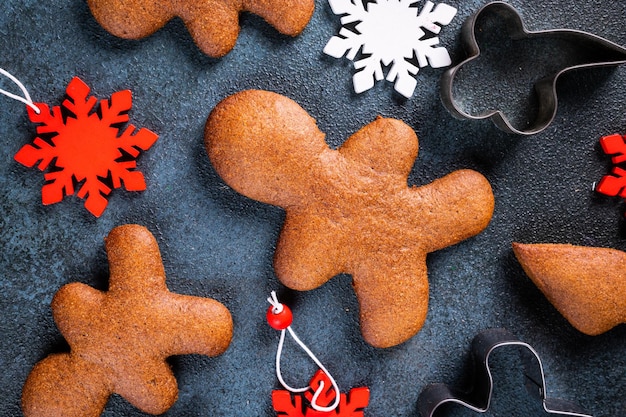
[267,304,293,330]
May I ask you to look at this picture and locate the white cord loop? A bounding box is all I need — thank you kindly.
[0,68,40,114]
[267,291,284,314]
[268,291,341,412]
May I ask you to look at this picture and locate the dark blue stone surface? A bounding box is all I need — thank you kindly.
[1,1,625,416]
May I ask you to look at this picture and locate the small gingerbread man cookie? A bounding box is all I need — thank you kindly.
[87,0,315,57]
[205,90,494,348]
[22,224,233,417]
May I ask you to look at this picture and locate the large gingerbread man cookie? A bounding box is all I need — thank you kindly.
[87,0,315,57]
[205,90,494,347]
[22,224,233,417]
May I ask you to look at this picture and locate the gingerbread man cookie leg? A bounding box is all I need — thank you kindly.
[353,253,430,348]
[274,211,347,291]
[205,90,494,347]
[22,354,111,417]
[22,224,233,417]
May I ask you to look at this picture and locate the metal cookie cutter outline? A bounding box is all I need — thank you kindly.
[417,328,593,417]
[440,1,626,136]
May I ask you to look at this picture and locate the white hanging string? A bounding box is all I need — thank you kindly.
[0,68,40,114]
[268,291,342,412]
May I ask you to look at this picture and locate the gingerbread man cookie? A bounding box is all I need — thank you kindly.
[205,90,494,347]
[22,224,233,417]
[513,242,626,335]
[87,0,315,57]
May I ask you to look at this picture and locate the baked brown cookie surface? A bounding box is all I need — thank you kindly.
[22,224,233,417]
[513,242,626,335]
[205,90,494,348]
[87,0,315,57]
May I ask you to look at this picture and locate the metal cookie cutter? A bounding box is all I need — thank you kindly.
[417,328,593,417]
[440,1,626,135]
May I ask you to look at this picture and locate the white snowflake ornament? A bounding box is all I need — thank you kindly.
[324,0,457,98]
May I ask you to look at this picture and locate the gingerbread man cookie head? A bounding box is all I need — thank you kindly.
[106,224,168,293]
[207,89,329,206]
[87,0,315,57]
[206,90,494,347]
[22,224,233,417]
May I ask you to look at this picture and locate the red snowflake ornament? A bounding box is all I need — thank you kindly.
[14,77,157,217]
[272,370,369,417]
[596,133,626,213]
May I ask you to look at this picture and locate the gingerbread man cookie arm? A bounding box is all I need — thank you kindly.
[160,294,234,356]
[513,243,626,335]
[414,169,494,254]
[338,116,418,179]
[51,282,105,344]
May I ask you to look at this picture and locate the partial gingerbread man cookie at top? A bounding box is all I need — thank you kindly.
[205,90,494,348]
[22,224,233,417]
[513,243,626,335]
[87,0,315,57]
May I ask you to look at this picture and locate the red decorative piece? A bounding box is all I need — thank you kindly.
[600,133,626,164]
[267,304,293,330]
[272,370,369,417]
[14,77,158,217]
[597,133,626,203]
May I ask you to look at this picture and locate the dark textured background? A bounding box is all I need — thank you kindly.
[1,0,625,416]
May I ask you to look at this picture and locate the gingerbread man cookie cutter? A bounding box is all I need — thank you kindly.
[21,224,233,417]
[418,328,593,417]
[205,89,494,348]
[441,1,626,135]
